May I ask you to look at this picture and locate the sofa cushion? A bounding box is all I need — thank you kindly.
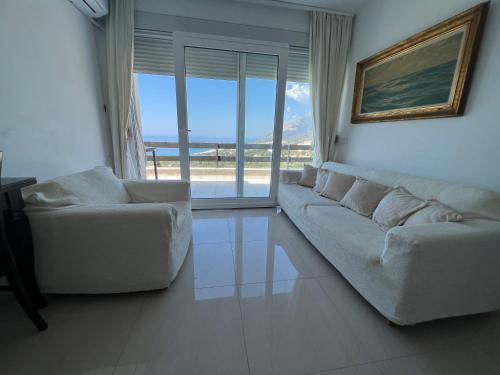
[23,166,131,207]
[322,161,500,221]
[298,165,317,188]
[320,171,356,201]
[340,177,392,217]
[303,204,386,264]
[404,199,463,226]
[313,169,329,193]
[373,187,427,231]
[279,183,340,214]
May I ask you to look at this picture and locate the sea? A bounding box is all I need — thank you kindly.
[143,135,257,156]
[361,59,458,113]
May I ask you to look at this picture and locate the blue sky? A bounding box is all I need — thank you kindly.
[136,73,311,141]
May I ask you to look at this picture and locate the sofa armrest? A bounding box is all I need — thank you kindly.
[381,221,500,290]
[280,170,302,184]
[122,180,191,203]
[379,221,500,323]
[381,221,500,265]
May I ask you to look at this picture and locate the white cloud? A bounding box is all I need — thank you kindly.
[286,83,310,103]
[286,106,292,113]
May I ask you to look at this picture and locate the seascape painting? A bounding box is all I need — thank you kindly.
[360,30,464,114]
[351,3,488,123]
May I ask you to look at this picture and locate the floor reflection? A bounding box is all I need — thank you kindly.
[191,209,303,301]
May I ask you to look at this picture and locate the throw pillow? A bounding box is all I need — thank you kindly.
[320,171,356,201]
[313,169,329,193]
[372,187,428,231]
[298,165,317,188]
[340,177,392,217]
[404,199,463,225]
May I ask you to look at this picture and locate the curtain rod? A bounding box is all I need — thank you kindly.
[236,0,355,17]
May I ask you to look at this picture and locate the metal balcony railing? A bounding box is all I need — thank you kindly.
[144,141,312,179]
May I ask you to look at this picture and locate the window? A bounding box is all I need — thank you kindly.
[134,31,312,185]
[282,47,313,169]
[134,31,180,180]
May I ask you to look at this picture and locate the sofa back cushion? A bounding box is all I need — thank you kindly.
[298,165,317,188]
[373,187,427,231]
[313,169,329,193]
[320,171,356,201]
[340,177,392,217]
[322,162,500,221]
[404,200,463,225]
[23,166,131,207]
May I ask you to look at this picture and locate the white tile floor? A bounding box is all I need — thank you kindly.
[1,208,500,375]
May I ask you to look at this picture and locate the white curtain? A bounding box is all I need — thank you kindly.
[127,76,147,179]
[106,0,146,178]
[309,12,353,165]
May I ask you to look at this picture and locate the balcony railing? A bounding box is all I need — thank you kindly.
[144,141,312,178]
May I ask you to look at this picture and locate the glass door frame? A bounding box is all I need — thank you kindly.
[173,32,289,209]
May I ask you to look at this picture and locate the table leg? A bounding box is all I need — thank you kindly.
[6,272,48,331]
[1,209,47,331]
[5,190,47,308]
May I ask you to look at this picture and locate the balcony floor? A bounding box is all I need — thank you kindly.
[147,167,274,198]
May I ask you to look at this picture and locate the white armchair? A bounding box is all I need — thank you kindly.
[22,167,192,294]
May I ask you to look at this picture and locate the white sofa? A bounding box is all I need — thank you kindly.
[22,167,192,294]
[279,162,500,325]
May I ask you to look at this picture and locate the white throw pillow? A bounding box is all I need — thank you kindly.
[404,199,463,225]
[340,177,392,217]
[320,171,356,201]
[372,187,427,231]
[298,165,317,188]
[313,169,329,193]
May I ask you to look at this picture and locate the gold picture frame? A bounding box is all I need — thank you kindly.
[351,2,489,124]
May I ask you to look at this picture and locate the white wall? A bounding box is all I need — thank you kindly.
[135,0,309,47]
[0,0,110,181]
[136,0,310,32]
[336,0,500,192]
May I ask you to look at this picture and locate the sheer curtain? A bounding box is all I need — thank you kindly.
[127,76,146,179]
[106,0,146,179]
[309,12,352,165]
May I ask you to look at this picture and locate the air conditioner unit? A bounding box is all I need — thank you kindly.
[69,0,108,18]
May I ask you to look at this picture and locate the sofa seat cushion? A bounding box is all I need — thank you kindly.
[23,166,131,207]
[303,205,386,265]
[279,183,340,214]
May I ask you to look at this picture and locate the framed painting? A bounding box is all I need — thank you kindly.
[351,2,489,124]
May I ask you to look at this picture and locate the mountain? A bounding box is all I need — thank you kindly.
[261,115,312,144]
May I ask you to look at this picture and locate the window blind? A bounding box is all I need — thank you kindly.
[134,31,174,75]
[133,30,309,82]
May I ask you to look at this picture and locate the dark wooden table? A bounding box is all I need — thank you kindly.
[0,177,47,331]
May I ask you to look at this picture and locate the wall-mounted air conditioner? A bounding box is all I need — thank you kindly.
[69,0,108,18]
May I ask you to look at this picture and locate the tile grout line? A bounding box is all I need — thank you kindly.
[111,296,150,375]
[299,340,489,375]
[236,289,252,375]
[227,217,253,375]
[171,275,322,293]
[310,277,489,373]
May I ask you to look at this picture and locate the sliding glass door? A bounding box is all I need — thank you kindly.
[185,47,239,198]
[174,33,288,208]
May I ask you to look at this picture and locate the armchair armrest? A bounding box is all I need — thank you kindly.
[122,180,191,203]
[280,170,302,184]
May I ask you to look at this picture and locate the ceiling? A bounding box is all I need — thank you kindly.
[235,0,372,14]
